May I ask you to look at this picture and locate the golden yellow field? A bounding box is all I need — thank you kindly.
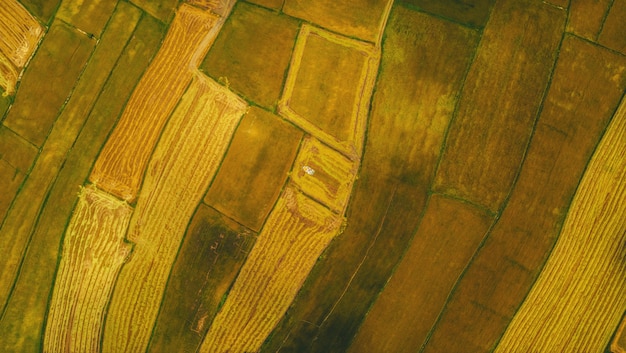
[0,0,625,352]
[103,73,247,353]
[44,186,132,353]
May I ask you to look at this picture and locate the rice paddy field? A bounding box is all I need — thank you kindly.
[0,0,625,352]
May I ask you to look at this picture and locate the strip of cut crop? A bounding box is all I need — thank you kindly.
[44,186,132,353]
[102,73,247,353]
[0,0,43,68]
[89,4,219,202]
[494,96,626,353]
[198,186,342,353]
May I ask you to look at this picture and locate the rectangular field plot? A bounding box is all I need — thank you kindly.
[205,106,302,232]
[349,195,492,353]
[432,0,565,212]
[3,21,93,146]
[148,204,256,353]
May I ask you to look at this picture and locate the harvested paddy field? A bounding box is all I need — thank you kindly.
[0,0,625,352]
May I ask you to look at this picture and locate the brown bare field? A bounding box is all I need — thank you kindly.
[102,74,247,353]
[199,186,342,353]
[432,0,565,212]
[44,186,132,353]
[495,94,626,353]
[89,4,218,202]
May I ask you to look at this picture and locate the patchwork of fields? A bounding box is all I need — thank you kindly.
[0,0,625,352]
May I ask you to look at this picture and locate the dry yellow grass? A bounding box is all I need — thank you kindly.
[102,73,247,353]
[494,97,626,352]
[43,186,132,353]
[198,186,343,353]
[89,4,219,202]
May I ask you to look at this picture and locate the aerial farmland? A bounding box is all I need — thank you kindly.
[0,0,625,352]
